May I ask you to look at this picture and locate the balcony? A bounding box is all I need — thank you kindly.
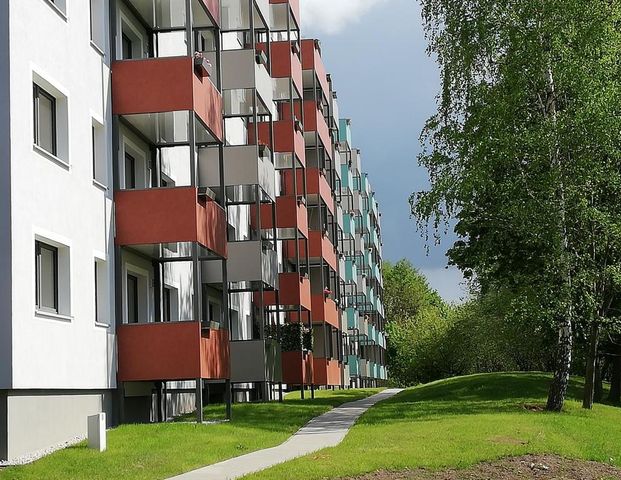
[301,39,330,100]
[282,351,313,386]
[283,168,334,213]
[112,56,223,142]
[263,272,312,312]
[312,357,341,386]
[270,0,300,27]
[260,195,309,239]
[303,100,332,156]
[118,322,230,382]
[348,355,359,376]
[204,241,278,289]
[221,49,273,111]
[271,41,303,98]
[311,295,339,329]
[230,338,282,383]
[309,231,338,271]
[115,187,227,258]
[258,120,306,167]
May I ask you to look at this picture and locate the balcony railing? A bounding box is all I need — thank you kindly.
[112,56,223,142]
[230,338,282,383]
[263,272,312,311]
[115,187,227,258]
[311,295,340,329]
[118,322,230,382]
[312,357,341,386]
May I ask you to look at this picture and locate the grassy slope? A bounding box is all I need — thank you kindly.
[0,389,381,480]
[245,373,621,479]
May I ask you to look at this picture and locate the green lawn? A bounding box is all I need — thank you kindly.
[0,388,381,480]
[244,373,621,479]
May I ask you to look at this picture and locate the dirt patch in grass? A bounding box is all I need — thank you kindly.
[345,455,621,480]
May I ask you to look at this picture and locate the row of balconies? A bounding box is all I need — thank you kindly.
[114,0,373,390]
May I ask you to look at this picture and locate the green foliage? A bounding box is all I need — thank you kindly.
[384,261,555,385]
[412,0,621,407]
[265,323,313,353]
[245,373,621,480]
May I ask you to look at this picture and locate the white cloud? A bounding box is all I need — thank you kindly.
[420,266,470,304]
[301,0,388,35]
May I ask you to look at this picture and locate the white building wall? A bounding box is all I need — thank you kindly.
[9,0,115,390]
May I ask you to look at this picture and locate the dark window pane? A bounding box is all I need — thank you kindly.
[163,288,171,322]
[122,34,133,60]
[127,274,138,323]
[36,241,58,313]
[33,85,57,156]
[125,152,136,189]
[94,262,99,322]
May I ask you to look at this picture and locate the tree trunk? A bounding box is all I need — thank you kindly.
[582,322,600,409]
[594,355,603,403]
[547,316,573,412]
[609,350,621,404]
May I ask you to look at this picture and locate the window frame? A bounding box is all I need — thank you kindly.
[35,241,59,314]
[33,84,58,156]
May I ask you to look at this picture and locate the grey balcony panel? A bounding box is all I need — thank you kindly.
[205,241,278,288]
[231,339,282,383]
[224,145,276,200]
[222,49,274,110]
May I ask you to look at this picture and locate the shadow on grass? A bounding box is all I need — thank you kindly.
[358,372,589,426]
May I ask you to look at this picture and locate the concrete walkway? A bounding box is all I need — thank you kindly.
[169,388,403,480]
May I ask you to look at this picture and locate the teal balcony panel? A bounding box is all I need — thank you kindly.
[348,355,359,376]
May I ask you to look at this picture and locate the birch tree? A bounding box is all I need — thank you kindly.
[412,0,621,410]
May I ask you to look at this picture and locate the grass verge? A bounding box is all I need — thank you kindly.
[0,388,381,480]
[243,372,621,479]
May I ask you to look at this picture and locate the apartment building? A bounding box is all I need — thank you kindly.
[0,0,387,463]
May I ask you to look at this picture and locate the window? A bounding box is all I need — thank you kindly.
[90,0,106,51]
[124,152,136,189]
[122,34,133,60]
[94,262,98,321]
[92,120,106,185]
[93,258,109,325]
[35,241,58,313]
[127,274,139,323]
[44,0,67,16]
[33,84,57,156]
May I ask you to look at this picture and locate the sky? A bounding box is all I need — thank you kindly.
[301,0,468,303]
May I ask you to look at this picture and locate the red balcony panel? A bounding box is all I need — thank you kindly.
[313,357,341,386]
[115,187,227,258]
[282,351,313,386]
[112,57,223,142]
[261,196,309,238]
[303,100,332,157]
[311,295,340,329]
[283,168,334,213]
[270,0,300,27]
[271,41,304,96]
[118,322,230,382]
[301,39,330,98]
[200,0,221,27]
[263,272,312,311]
[309,231,338,271]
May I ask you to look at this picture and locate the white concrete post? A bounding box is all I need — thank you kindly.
[87,413,107,452]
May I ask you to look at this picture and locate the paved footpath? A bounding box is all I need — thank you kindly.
[169,388,403,480]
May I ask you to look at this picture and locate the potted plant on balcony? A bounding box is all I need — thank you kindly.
[193,52,212,78]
